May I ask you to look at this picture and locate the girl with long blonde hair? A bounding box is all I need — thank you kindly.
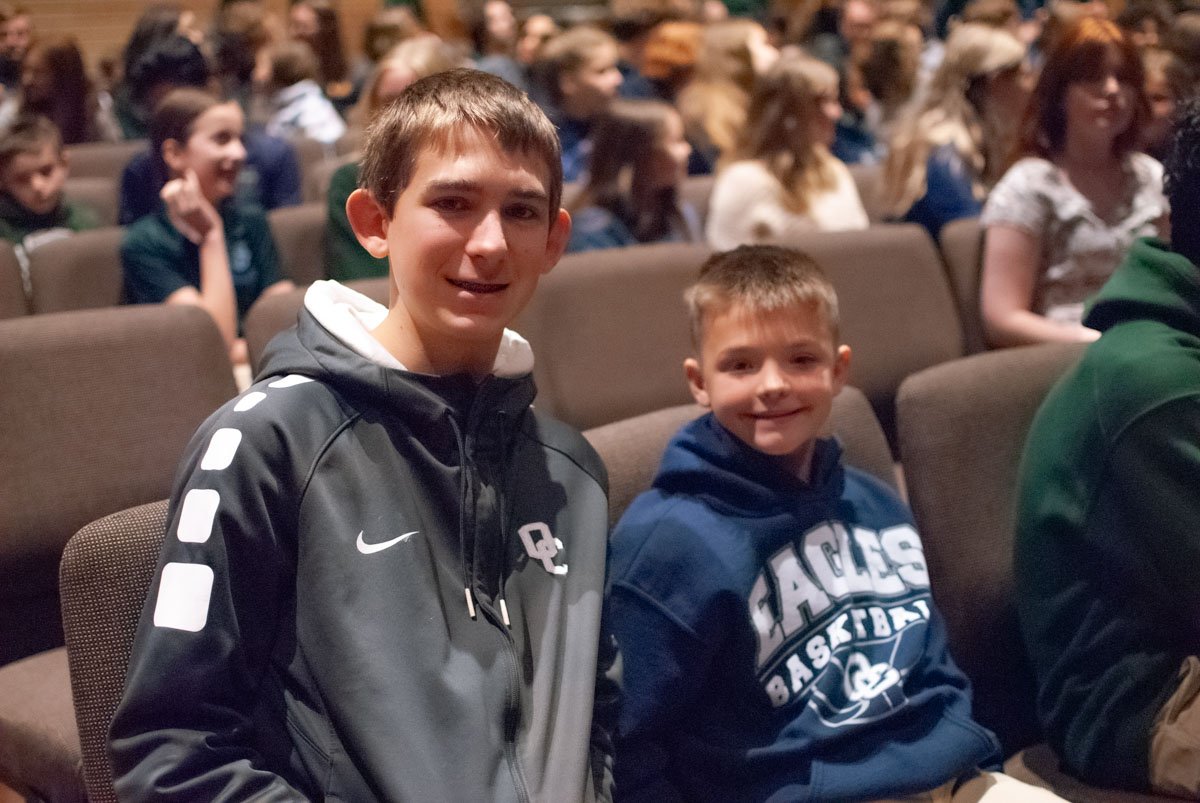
[883,23,1028,239]
[706,52,868,249]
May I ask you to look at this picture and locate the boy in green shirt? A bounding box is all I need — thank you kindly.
[0,115,98,297]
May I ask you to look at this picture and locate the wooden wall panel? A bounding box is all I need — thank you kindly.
[26,0,392,76]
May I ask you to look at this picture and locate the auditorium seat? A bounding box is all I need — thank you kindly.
[518,242,712,429]
[60,501,168,803]
[0,648,82,802]
[896,343,1082,754]
[938,216,987,354]
[63,177,119,227]
[0,306,236,801]
[63,140,146,181]
[268,202,327,285]
[290,134,334,204]
[0,305,236,665]
[776,223,964,442]
[0,240,25,319]
[849,162,887,223]
[306,152,356,205]
[243,277,389,374]
[26,227,124,314]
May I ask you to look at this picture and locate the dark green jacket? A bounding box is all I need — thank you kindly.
[1015,237,1200,790]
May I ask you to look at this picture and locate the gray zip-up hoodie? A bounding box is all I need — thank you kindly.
[110,281,617,802]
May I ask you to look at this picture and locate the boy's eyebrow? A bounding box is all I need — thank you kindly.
[716,339,825,356]
[423,178,549,203]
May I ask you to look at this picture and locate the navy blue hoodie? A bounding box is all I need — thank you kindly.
[609,414,999,802]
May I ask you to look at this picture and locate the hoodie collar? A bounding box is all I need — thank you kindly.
[302,279,536,378]
[654,413,844,517]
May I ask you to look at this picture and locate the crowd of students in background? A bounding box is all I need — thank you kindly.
[0,0,1193,363]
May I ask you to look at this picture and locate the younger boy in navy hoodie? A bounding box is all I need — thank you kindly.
[608,245,1063,802]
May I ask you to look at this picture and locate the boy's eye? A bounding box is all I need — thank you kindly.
[431,197,469,212]
[505,203,540,221]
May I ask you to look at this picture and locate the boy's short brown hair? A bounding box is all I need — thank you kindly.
[359,68,563,219]
[684,245,841,346]
[0,115,62,175]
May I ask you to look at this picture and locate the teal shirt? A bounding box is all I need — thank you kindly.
[1015,238,1200,790]
[323,160,388,282]
[122,198,282,323]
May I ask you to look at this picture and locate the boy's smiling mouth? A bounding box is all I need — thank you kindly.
[449,278,508,294]
[748,408,803,420]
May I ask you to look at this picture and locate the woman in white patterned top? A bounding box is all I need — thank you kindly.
[980,17,1168,347]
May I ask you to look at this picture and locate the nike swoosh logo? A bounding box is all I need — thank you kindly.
[356,530,417,554]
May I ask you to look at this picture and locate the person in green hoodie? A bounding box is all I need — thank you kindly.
[0,115,98,298]
[1015,98,1200,798]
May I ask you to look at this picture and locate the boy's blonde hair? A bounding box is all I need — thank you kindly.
[684,245,841,347]
[359,68,563,218]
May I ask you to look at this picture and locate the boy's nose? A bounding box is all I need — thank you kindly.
[757,362,788,396]
[466,209,508,264]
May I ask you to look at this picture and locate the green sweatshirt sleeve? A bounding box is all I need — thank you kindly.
[1042,395,1200,789]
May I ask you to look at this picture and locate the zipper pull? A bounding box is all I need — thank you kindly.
[499,598,511,628]
[464,587,477,620]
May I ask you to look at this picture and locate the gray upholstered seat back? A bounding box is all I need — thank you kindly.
[0,305,235,663]
[60,500,168,803]
[895,342,1085,755]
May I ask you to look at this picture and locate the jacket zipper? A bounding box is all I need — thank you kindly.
[466,386,530,803]
[481,599,530,803]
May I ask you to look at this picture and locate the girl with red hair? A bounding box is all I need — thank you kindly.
[979,17,1168,347]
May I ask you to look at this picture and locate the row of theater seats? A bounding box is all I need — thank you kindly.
[1,205,988,434]
[0,298,1173,801]
[0,203,330,317]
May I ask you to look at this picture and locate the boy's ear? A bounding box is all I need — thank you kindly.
[542,208,571,273]
[832,344,852,393]
[345,188,391,258]
[684,357,710,408]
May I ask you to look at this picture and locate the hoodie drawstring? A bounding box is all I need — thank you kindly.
[496,408,511,628]
[447,412,477,620]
